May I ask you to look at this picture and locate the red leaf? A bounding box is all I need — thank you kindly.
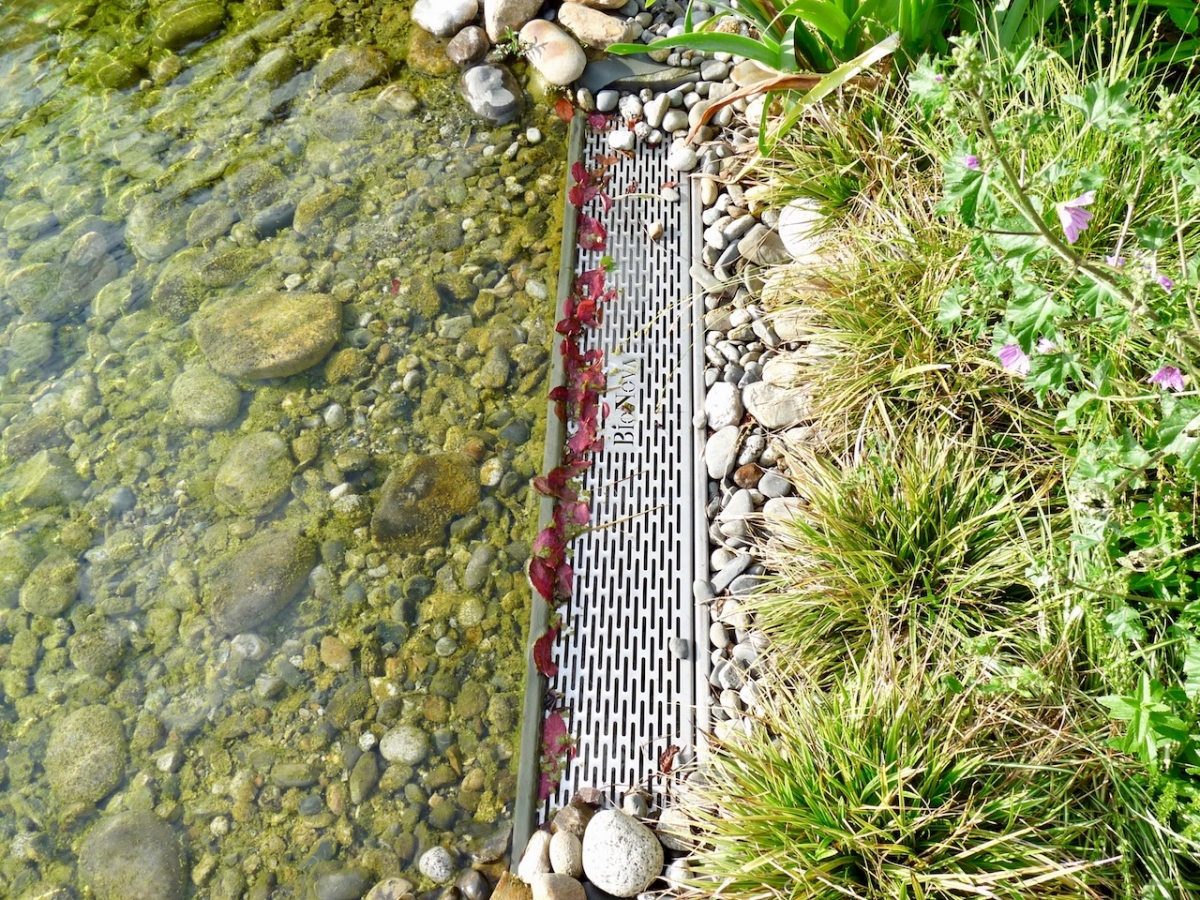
[576,297,598,325]
[578,215,607,252]
[530,557,556,601]
[533,525,565,564]
[389,279,400,295]
[587,112,610,130]
[534,627,559,678]
[538,771,558,801]
[543,709,573,756]
[554,97,575,122]
[549,385,570,403]
[556,562,574,598]
[571,161,589,185]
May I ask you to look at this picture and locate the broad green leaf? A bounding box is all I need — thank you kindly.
[1062,80,1139,131]
[1105,605,1147,643]
[936,284,967,332]
[1184,639,1200,700]
[779,17,801,73]
[1004,279,1070,347]
[907,58,947,117]
[776,0,851,42]
[1135,215,1173,250]
[937,154,990,226]
[1056,389,1096,431]
[1154,399,1200,478]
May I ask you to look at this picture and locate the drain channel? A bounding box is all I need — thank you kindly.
[514,118,709,854]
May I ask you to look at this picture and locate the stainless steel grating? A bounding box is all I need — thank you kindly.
[542,128,703,813]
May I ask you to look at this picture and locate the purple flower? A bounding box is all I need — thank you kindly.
[1105,254,1126,267]
[1159,274,1174,291]
[934,74,945,83]
[1056,191,1096,244]
[1149,365,1185,392]
[1036,337,1058,354]
[997,343,1031,376]
[964,154,980,170]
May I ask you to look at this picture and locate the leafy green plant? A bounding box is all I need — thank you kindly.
[612,0,952,74]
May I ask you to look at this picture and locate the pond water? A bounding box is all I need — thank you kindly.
[0,1,565,897]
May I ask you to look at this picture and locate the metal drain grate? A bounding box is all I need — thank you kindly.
[514,119,711,856]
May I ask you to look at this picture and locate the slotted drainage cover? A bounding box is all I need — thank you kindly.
[515,119,710,851]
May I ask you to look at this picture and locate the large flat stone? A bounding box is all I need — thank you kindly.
[193,291,340,379]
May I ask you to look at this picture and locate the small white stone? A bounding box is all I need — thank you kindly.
[666,141,698,172]
[518,830,553,881]
[549,829,584,878]
[608,128,636,152]
[596,89,619,112]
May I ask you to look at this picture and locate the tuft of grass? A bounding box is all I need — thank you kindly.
[684,658,1194,899]
[749,427,1057,685]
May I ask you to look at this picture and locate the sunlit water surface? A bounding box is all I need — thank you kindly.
[0,1,564,896]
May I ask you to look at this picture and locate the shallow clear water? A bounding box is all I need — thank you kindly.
[0,1,564,896]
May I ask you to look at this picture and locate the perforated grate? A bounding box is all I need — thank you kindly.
[542,129,706,814]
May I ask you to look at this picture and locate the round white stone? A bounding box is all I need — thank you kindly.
[581,809,664,897]
[418,846,454,884]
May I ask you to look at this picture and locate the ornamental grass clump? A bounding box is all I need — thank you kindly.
[684,658,1190,899]
[750,427,1056,686]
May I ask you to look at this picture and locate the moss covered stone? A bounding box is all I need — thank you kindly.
[312,45,389,93]
[371,453,480,552]
[193,290,341,379]
[79,811,186,900]
[214,431,292,515]
[153,0,227,51]
[205,528,316,634]
[170,367,242,428]
[19,550,80,617]
[11,450,85,507]
[44,704,128,805]
[68,622,125,675]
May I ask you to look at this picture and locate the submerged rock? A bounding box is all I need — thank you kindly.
[79,812,186,900]
[19,550,79,617]
[11,449,86,507]
[45,704,128,805]
[153,0,227,50]
[206,528,316,634]
[125,193,189,262]
[460,64,523,123]
[313,45,389,93]
[170,367,242,428]
[193,290,341,379]
[371,453,480,551]
[214,431,292,515]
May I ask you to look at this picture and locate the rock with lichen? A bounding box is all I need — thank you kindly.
[371,453,480,551]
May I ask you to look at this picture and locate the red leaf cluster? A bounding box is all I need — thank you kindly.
[529,146,621,797]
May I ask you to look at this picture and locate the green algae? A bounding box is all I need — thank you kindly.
[0,0,566,892]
